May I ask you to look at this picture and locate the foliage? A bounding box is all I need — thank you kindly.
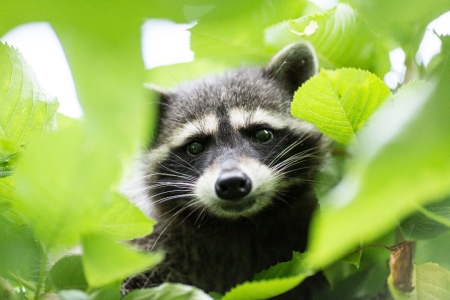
[1,0,450,299]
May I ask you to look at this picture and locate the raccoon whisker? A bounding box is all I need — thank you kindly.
[271,147,322,171]
[149,215,177,251]
[267,137,310,168]
[156,161,200,178]
[178,200,204,225]
[194,205,208,227]
[150,189,193,200]
[165,151,201,176]
[270,155,310,173]
[152,193,196,205]
[259,134,291,166]
[149,181,195,189]
[145,172,197,181]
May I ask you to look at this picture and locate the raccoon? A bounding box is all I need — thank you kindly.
[123,43,330,299]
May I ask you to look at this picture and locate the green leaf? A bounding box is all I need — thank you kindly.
[190,0,308,65]
[146,60,229,89]
[123,283,213,300]
[81,234,163,288]
[58,290,91,300]
[307,49,450,269]
[265,4,390,74]
[415,232,450,270]
[400,196,450,240]
[0,43,58,146]
[222,276,306,300]
[389,263,450,300]
[90,282,121,300]
[254,252,309,280]
[46,256,88,292]
[414,263,450,299]
[0,215,42,282]
[221,253,310,300]
[97,193,155,241]
[344,0,450,53]
[291,68,392,145]
[0,176,15,203]
[13,124,114,249]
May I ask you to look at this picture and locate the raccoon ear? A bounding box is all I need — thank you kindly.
[264,42,318,95]
[144,83,172,103]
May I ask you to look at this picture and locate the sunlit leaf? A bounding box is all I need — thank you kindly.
[265,4,390,74]
[13,123,118,249]
[81,234,163,288]
[97,193,155,241]
[146,60,229,89]
[220,253,311,300]
[222,276,306,300]
[0,43,58,146]
[190,0,308,65]
[344,0,450,53]
[307,50,450,269]
[292,68,392,145]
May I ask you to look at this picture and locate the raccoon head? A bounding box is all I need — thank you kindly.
[143,42,327,220]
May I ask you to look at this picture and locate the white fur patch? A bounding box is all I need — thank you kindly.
[228,107,317,135]
[194,156,276,218]
[147,114,219,170]
[169,114,219,148]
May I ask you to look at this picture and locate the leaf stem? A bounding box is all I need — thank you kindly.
[34,243,48,300]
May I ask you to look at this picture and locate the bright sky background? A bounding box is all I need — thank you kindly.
[1,2,449,118]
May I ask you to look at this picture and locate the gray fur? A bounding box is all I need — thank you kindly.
[123,43,329,299]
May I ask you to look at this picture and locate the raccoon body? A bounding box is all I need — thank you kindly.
[123,43,329,298]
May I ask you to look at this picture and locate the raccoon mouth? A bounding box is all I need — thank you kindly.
[216,197,258,213]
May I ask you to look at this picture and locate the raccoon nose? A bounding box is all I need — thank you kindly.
[215,170,252,200]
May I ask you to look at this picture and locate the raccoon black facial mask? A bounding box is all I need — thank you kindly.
[123,43,329,299]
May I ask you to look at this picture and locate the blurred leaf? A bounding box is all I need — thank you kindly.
[0,215,41,282]
[415,232,450,270]
[400,196,450,240]
[307,48,450,269]
[58,289,91,300]
[344,0,450,53]
[0,43,59,146]
[90,281,121,300]
[81,234,163,288]
[123,283,213,300]
[292,68,392,145]
[0,176,15,203]
[146,60,229,89]
[414,263,450,299]
[190,0,308,65]
[13,124,115,249]
[46,256,88,292]
[265,4,390,74]
[390,263,450,300]
[0,277,19,300]
[97,193,155,241]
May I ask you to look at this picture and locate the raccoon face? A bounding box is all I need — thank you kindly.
[143,43,326,220]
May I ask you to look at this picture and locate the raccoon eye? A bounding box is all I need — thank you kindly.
[253,129,273,143]
[187,141,205,156]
